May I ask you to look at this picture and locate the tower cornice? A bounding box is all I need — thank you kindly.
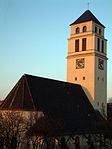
[67,51,108,60]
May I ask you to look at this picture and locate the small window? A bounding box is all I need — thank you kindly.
[97,102,99,106]
[75,39,79,52]
[76,27,80,34]
[95,26,97,33]
[97,77,99,80]
[83,77,85,80]
[102,103,105,108]
[83,26,87,32]
[75,77,77,81]
[82,38,86,51]
[102,78,104,81]
[99,28,101,35]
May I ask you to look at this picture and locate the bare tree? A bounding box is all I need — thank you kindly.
[26,114,63,149]
[0,111,27,149]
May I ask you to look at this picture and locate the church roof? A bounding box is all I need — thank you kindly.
[70,10,105,28]
[0,74,105,134]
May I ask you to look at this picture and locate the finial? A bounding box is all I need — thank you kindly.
[88,2,90,10]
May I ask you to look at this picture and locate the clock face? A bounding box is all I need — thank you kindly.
[98,58,104,70]
[76,58,85,69]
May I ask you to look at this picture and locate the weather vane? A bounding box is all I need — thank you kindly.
[88,2,90,10]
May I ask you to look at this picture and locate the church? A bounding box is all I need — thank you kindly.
[0,10,109,148]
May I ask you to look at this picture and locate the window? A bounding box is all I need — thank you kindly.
[99,28,101,35]
[75,77,77,81]
[97,38,100,51]
[83,77,85,80]
[101,40,104,53]
[75,39,79,52]
[76,27,80,34]
[83,26,87,32]
[82,38,86,51]
[97,102,99,106]
[95,26,97,33]
[102,103,104,107]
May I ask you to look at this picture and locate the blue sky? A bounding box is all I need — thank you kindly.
[0,0,112,99]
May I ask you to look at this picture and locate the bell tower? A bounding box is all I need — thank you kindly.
[67,10,107,116]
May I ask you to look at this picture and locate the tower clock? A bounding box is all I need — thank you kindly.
[76,58,85,69]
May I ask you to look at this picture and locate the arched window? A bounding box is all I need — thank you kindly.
[83,26,87,32]
[76,27,80,34]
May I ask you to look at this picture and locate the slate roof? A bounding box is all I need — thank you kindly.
[70,10,105,28]
[0,74,105,134]
[0,100,3,105]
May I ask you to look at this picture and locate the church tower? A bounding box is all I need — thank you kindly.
[67,10,107,115]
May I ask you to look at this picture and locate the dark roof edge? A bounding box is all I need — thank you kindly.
[70,20,105,28]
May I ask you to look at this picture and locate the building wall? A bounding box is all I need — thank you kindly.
[94,55,107,115]
[67,20,107,115]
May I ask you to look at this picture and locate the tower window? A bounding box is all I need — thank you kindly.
[101,40,104,53]
[75,77,77,81]
[83,77,85,80]
[83,26,87,32]
[99,28,101,35]
[75,39,79,52]
[97,38,100,51]
[76,27,80,34]
[95,26,97,33]
[82,38,86,51]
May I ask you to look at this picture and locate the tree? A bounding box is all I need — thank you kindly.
[0,111,27,149]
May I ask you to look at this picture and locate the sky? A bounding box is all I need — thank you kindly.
[0,0,112,99]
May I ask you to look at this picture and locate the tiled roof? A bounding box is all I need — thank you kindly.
[0,74,105,134]
[70,10,105,28]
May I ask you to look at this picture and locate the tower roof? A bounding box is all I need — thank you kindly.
[70,10,105,28]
